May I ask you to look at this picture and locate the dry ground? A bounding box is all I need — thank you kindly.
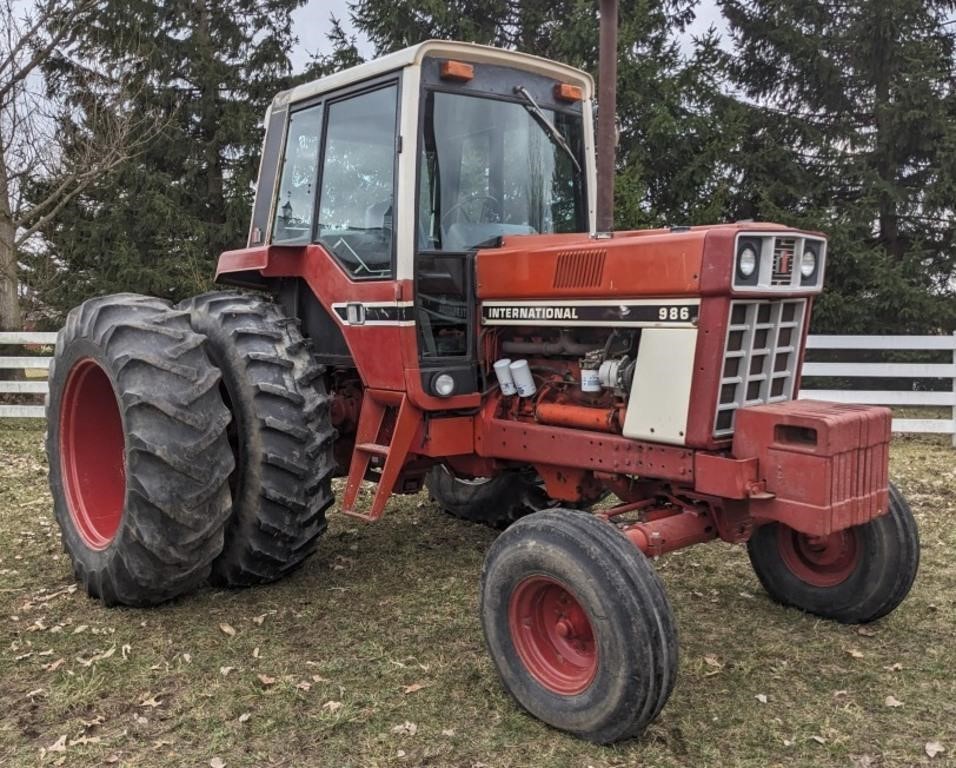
[0,418,953,768]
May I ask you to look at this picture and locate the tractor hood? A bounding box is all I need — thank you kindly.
[475,222,821,299]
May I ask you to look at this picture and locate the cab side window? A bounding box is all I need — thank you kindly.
[317,84,398,278]
[273,105,323,244]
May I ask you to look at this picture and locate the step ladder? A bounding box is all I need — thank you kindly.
[341,389,421,522]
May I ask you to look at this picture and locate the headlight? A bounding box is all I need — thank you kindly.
[433,373,456,397]
[800,247,817,278]
[738,246,758,278]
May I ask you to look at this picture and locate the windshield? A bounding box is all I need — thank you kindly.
[418,90,587,252]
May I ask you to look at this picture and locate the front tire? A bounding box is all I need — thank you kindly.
[426,465,555,529]
[747,482,919,623]
[47,294,234,606]
[480,509,678,743]
[178,291,335,587]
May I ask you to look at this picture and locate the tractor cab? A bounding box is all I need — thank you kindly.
[235,41,596,392]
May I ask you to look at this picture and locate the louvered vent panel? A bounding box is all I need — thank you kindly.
[553,249,606,289]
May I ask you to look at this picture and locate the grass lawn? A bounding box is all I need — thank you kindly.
[0,418,953,767]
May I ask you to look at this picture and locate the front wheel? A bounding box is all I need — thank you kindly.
[426,465,555,529]
[480,509,678,743]
[747,482,919,623]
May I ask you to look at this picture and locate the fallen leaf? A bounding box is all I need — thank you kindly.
[257,674,276,687]
[311,674,329,683]
[70,735,101,746]
[139,693,163,708]
[703,655,722,668]
[810,735,826,745]
[72,624,88,635]
[925,741,945,759]
[25,688,45,699]
[134,715,148,725]
[783,739,794,747]
[121,644,132,660]
[148,740,173,753]
[403,682,427,694]
[857,626,877,637]
[48,735,67,753]
[238,712,251,723]
[43,658,65,672]
[14,652,32,661]
[252,647,260,659]
[755,693,768,704]
[884,662,903,672]
[391,721,418,736]
[884,695,904,708]
[322,700,343,713]
[219,623,236,637]
[441,729,456,737]
[219,666,235,677]
[210,759,226,768]
[847,649,865,659]
[81,715,105,731]
[182,653,192,663]
[296,681,311,691]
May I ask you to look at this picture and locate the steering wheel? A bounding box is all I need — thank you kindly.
[441,194,500,227]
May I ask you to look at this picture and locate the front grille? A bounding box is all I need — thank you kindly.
[771,237,796,286]
[715,299,807,437]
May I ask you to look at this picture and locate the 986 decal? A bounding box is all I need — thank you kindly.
[658,306,693,321]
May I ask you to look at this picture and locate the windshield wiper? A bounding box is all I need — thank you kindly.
[513,85,582,174]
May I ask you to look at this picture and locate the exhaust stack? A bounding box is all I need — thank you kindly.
[596,0,618,233]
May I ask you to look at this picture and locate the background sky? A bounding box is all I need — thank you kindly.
[291,0,727,70]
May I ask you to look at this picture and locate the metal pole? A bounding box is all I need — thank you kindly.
[951,331,955,448]
[596,0,618,233]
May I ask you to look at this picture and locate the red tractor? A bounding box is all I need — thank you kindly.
[46,41,919,743]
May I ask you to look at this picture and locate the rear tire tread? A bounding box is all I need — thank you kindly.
[47,294,234,607]
[178,290,336,588]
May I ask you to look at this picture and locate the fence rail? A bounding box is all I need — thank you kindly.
[0,332,56,417]
[2,332,955,444]
[799,333,956,445]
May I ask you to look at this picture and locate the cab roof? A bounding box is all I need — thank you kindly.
[276,40,595,109]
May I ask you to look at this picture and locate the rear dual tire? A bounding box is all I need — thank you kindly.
[47,294,234,606]
[177,291,335,587]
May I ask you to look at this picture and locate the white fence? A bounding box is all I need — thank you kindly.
[799,334,956,446]
[2,332,955,444]
[0,332,56,418]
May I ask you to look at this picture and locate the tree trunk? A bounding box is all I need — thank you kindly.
[0,152,23,331]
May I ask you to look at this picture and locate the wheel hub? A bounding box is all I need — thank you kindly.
[508,576,597,695]
[59,359,126,550]
[777,525,860,587]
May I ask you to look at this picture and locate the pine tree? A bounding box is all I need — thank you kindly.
[29,0,305,315]
[721,0,956,333]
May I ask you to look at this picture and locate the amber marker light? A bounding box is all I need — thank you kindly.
[440,60,475,82]
[554,83,583,102]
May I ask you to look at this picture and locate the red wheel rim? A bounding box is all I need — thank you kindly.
[777,525,860,587]
[59,359,126,550]
[508,576,598,695]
